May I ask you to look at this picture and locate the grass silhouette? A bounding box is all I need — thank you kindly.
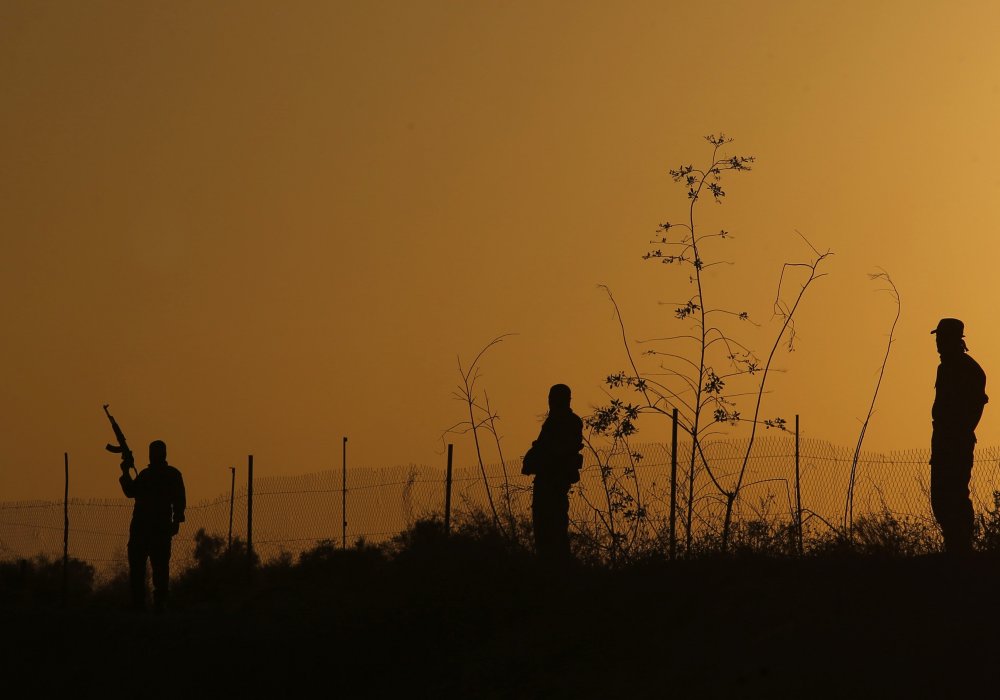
[5,511,1000,697]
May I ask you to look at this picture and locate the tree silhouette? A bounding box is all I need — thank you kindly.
[591,134,831,553]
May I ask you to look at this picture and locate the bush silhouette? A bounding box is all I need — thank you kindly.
[0,555,95,606]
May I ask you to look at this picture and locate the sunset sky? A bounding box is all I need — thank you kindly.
[4,1,1000,501]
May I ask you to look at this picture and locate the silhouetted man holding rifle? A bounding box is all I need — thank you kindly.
[930,318,988,556]
[105,406,186,612]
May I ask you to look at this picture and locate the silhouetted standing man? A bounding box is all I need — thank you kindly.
[120,440,186,612]
[524,384,584,563]
[930,318,988,555]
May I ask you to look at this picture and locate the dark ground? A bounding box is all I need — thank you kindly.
[4,552,1000,699]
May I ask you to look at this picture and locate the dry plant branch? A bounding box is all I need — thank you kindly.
[844,271,900,535]
[442,333,517,536]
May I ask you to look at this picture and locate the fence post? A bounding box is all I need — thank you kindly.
[795,415,803,555]
[445,443,454,536]
[342,437,347,549]
[62,452,69,606]
[669,408,678,561]
[247,455,254,573]
[228,466,235,553]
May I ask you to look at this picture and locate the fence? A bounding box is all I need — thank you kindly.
[4,436,1000,582]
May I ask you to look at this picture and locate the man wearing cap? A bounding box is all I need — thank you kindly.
[930,318,988,555]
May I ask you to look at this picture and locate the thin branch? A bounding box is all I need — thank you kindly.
[845,271,900,533]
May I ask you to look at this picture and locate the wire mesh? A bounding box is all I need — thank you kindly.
[4,438,1000,582]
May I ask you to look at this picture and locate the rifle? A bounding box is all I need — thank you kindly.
[103,404,136,477]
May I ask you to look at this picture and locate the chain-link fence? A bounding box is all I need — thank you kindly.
[4,437,1000,581]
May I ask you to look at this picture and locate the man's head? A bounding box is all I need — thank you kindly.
[548,383,572,412]
[932,317,968,354]
[149,440,168,467]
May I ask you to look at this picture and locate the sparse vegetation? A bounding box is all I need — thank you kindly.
[2,507,998,697]
[845,271,901,535]
[443,334,524,538]
[0,503,966,612]
[590,134,832,556]
[0,553,94,606]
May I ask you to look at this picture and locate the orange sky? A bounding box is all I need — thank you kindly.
[4,1,1000,501]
